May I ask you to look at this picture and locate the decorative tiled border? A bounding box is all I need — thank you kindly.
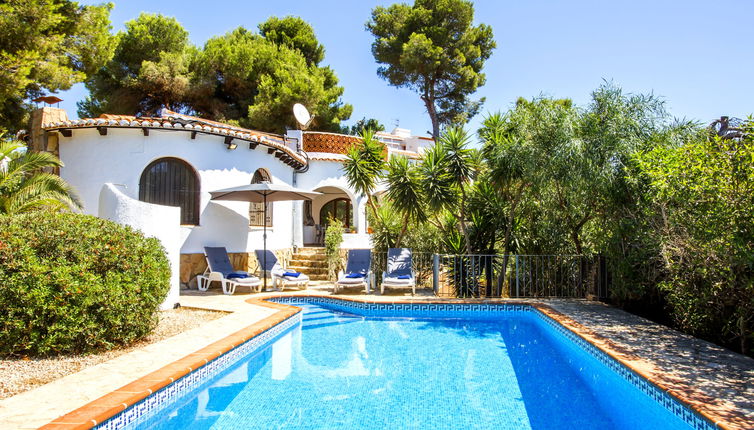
[271,295,531,317]
[94,312,302,429]
[271,296,717,430]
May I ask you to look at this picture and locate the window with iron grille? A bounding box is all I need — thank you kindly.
[249,169,272,227]
[139,157,200,225]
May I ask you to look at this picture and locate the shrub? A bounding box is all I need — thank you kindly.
[324,217,344,281]
[0,212,171,357]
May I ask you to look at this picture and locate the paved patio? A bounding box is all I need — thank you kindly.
[1,282,752,429]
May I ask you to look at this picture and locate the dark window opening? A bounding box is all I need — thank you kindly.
[139,157,200,225]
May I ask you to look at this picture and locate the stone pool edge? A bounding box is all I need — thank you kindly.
[39,300,300,430]
[40,295,745,430]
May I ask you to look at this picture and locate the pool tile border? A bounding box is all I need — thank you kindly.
[40,295,747,430]
[40,300,300,430]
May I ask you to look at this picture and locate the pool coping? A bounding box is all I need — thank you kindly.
[39,295,747,430]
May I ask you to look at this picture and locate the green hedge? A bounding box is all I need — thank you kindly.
[0,212,171,357]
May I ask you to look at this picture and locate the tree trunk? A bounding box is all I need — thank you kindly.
[570,213,592,255]
[741,313,749,355]
[422,95,440,140]
[458,186,473,254]
[395,215,409,248]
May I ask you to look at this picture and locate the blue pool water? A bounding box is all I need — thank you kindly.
[126,302,698,429]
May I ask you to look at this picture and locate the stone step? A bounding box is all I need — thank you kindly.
[308,275,329,281]
[291,253,327,261]
[288,259,328,268]
[295,248,326,256]
[288,265,328,274]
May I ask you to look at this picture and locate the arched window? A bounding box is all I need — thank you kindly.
[249,169,272,227]
[139,157,200,225]
[320,198,352,230]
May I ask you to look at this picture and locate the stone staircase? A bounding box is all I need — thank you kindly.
[287,247,329,281]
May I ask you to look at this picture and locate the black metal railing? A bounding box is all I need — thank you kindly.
[434,254,609,300]
[370,252,435,291]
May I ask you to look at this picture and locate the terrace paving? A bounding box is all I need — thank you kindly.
[1,282,752,429]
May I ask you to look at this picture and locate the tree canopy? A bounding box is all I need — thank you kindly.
[367,0,495,138]
[78,13,192,117]
[0,0,115,133]
[79,14,352,134]
[344,117,385,135]
[258,16,325,66]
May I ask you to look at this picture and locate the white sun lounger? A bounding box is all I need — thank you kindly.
[197,246,262,295]
[335,249,373,293]
[255,249,309,291]
[381,248,416,295]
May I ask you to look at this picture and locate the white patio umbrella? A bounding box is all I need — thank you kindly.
[210,182,321,291]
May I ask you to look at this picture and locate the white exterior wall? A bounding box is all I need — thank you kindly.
[98,183,181,309]
[57,127,371,255]
[58,128,298,255]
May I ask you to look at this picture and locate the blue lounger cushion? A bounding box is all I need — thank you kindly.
[397,274,411,279]
[345,272,365,278]
[283,271,301,277]
[227,271,250,279]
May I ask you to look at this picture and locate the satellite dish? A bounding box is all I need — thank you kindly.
[293,103,314,129]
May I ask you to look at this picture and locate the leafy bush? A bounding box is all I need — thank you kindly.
[0,212,171,357]
[638,125,754,355]
[324,217,344,281]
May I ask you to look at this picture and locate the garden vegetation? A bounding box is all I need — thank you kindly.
[0,212,171,357]
[346,82,753,356]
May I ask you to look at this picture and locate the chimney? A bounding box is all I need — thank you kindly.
[30,106,68,154]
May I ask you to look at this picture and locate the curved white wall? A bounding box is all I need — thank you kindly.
[59,128,298,255]
[58,127,371,255]
[98,183,180,309]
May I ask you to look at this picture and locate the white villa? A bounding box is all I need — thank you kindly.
[28,107,432,307]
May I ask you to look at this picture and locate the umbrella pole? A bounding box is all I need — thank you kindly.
[263,193,268,292]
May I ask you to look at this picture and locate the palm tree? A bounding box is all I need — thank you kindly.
[384,155,425,247]
[342,129,386,217]
[0,140,82,215]
[419,127,477,253]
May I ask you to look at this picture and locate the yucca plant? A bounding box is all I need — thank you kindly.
[419,127,477,253]
[0,140,82,215]
[342,128,386,220]
[384,155,426,247]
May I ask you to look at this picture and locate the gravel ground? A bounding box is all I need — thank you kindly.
[0,307,226,400]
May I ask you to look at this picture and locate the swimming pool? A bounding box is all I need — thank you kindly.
[100,298,712,429]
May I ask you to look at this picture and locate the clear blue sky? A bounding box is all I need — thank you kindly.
[60,0,753,137]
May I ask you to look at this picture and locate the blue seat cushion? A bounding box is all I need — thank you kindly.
[345,272,365,278]
[397,274,411,279]
[283,271,301,278]
[227,271,249,279]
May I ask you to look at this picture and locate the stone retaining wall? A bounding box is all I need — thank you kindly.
[180,249,293,287]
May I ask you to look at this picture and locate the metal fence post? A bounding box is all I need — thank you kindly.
[432,254,439,295]
[515,255,520,298]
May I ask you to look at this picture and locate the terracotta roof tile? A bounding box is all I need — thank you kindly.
[42,109,306,167]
